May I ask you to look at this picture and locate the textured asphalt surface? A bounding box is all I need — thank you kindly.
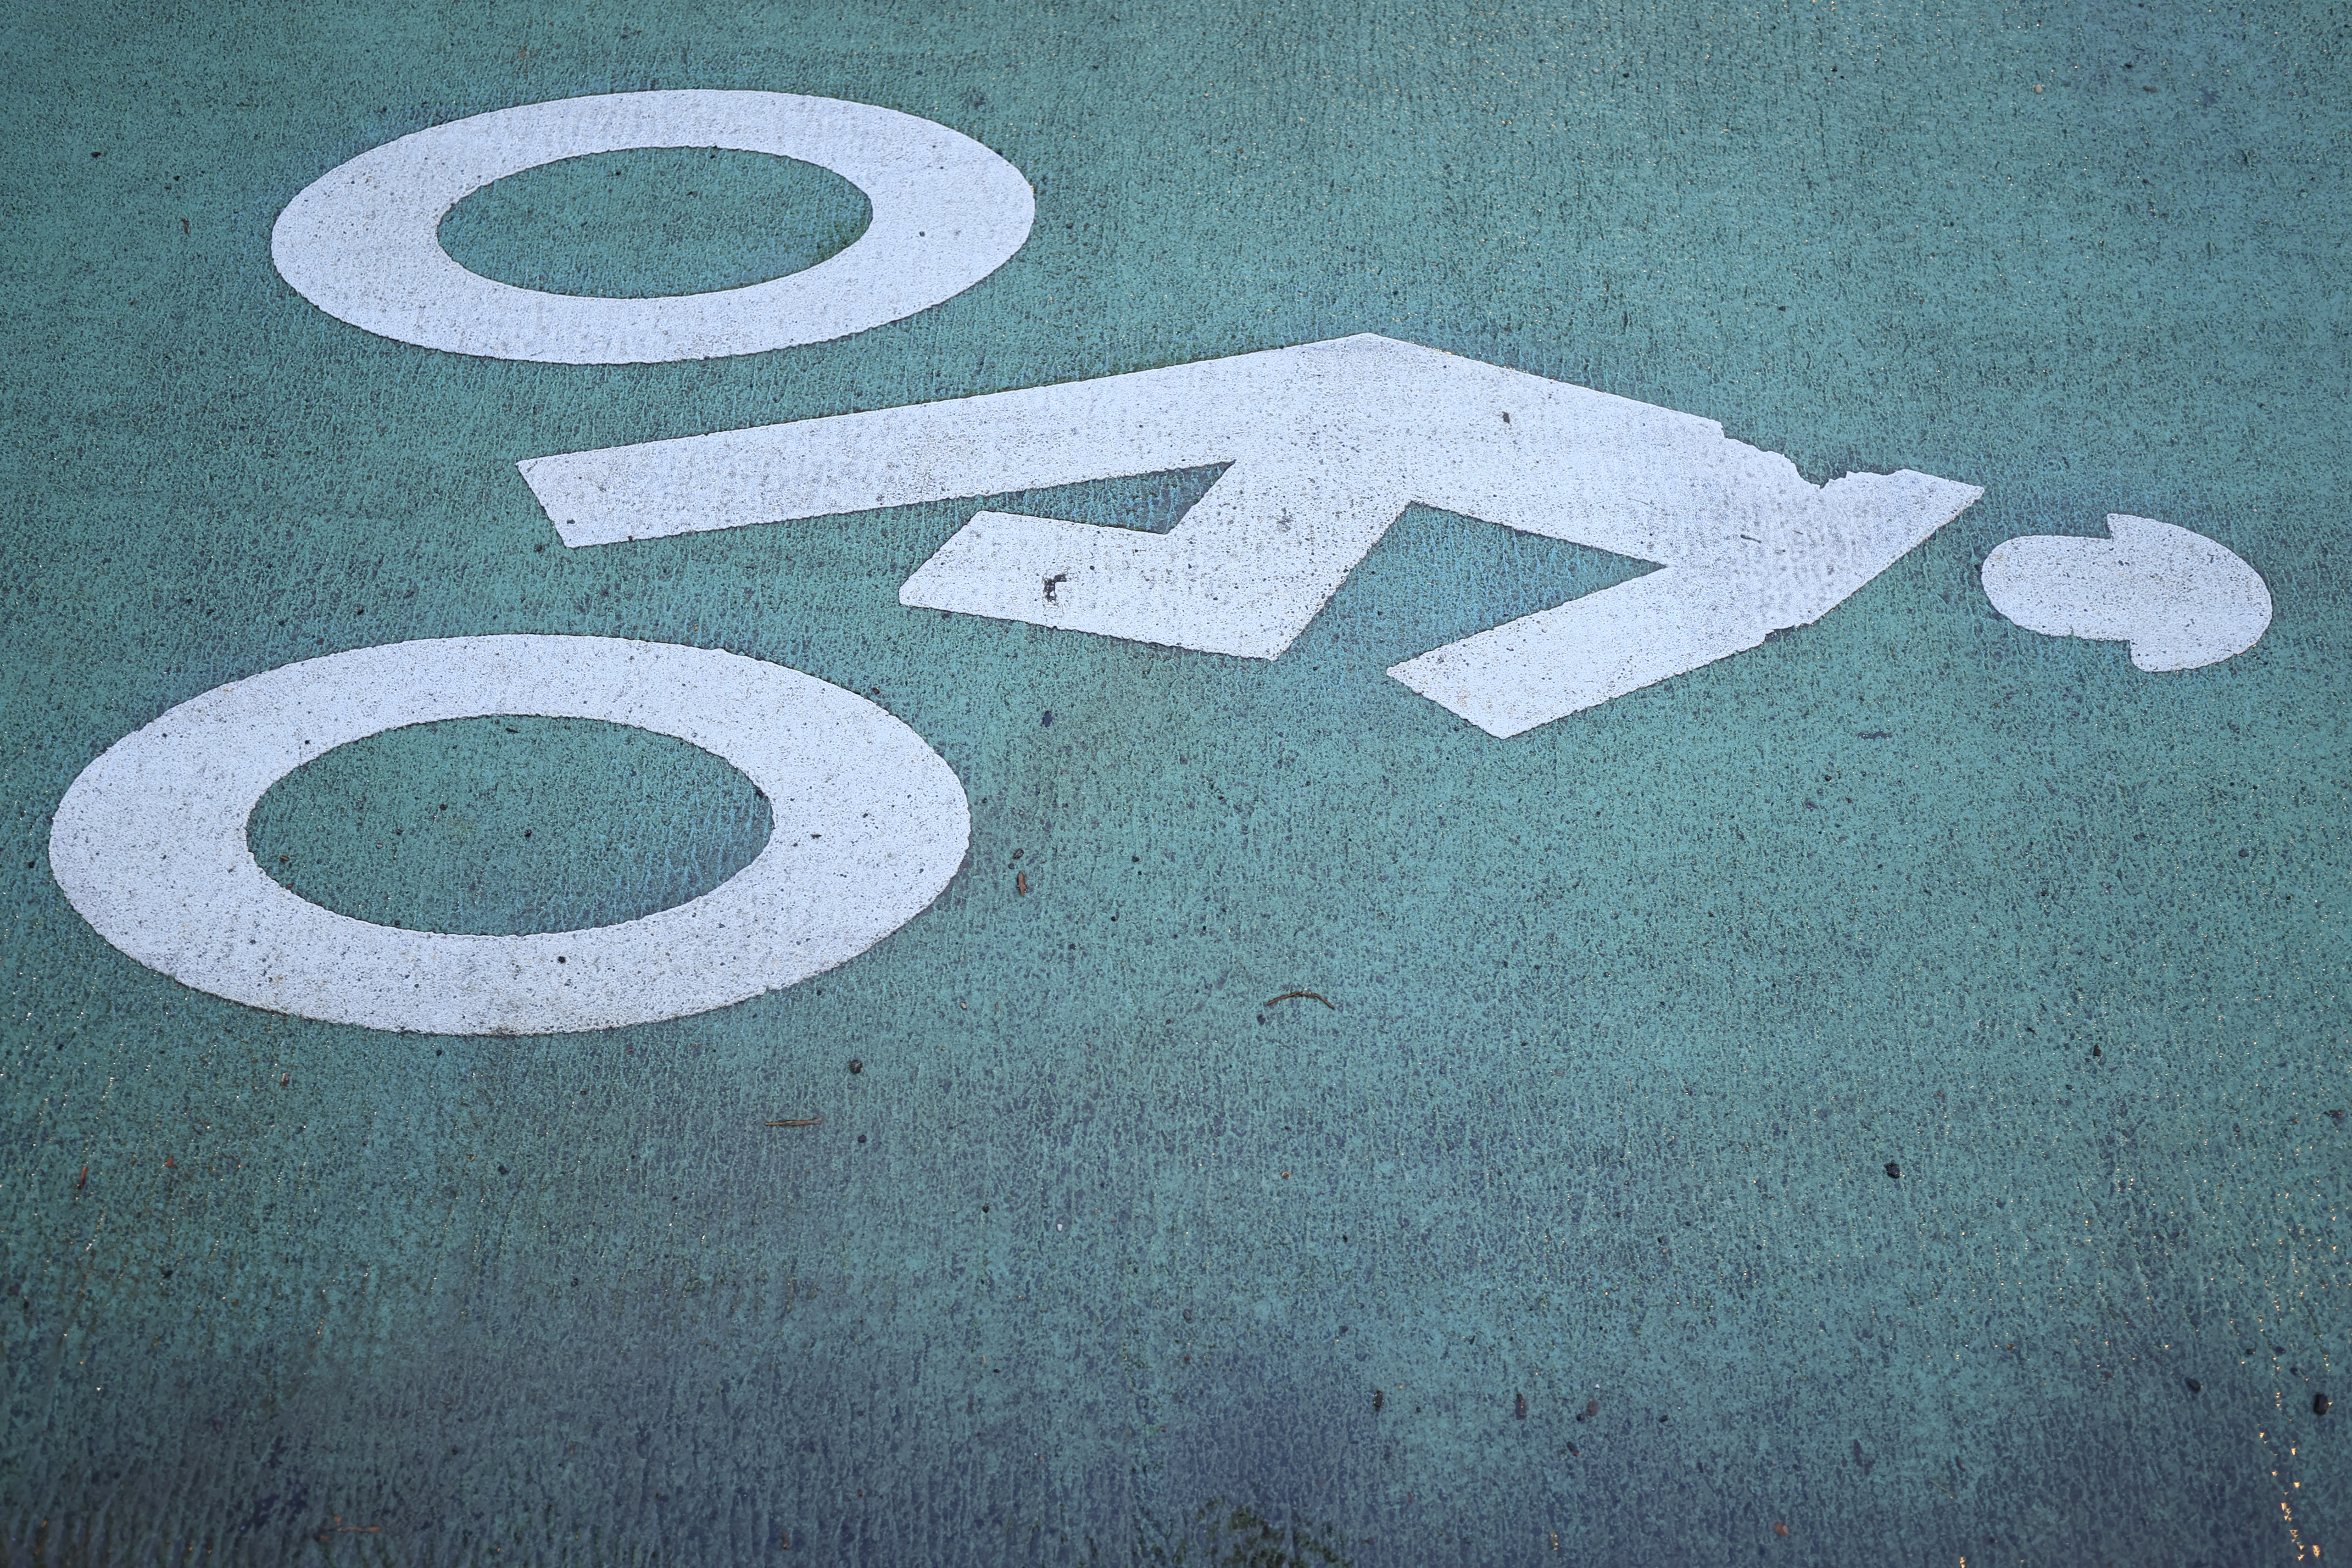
[2,1,2346,1563]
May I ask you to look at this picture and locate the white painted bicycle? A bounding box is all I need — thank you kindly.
[48,91,2270,1038]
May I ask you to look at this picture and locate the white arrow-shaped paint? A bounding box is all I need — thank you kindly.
[519,334,1981,735]
[1980,514,2272,672]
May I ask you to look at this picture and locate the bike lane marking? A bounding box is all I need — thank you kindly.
[271,90,1034,364]
[46,90,2281,1033]
[1980,514,2272,672]
[48,637,968,1035]
[521,332,1985,733]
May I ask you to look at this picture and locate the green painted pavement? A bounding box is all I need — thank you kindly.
[2,0,2346,1562]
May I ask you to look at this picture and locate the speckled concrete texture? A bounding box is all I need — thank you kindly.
[2,1,2344,1563]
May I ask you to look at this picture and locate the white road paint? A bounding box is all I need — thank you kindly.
[48,638,968,1035]
[1389,467,1977,734]
[271,91,1033,364]
[520,334,1981,734]
[1980,515,2271,672]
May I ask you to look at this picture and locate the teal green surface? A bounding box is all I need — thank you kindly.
[3,1,2347,1563]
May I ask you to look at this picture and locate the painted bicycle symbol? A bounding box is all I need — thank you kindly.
[47,91,2272,1039]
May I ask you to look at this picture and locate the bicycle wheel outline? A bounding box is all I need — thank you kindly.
[271,90,1035,364]
[48,636,970,1035]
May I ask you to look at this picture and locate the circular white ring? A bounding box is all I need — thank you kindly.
[48,637,970,1035]
[270,91,1034,363]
